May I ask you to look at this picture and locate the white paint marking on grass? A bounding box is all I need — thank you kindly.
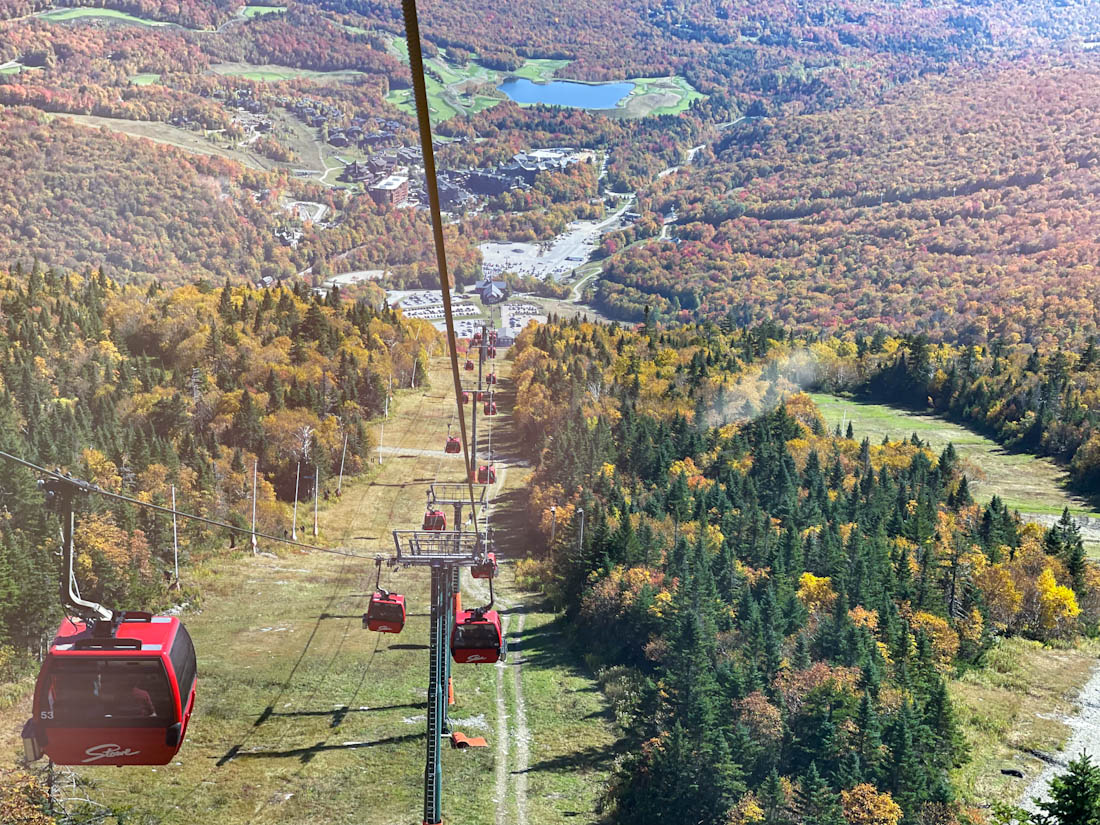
[450,714,489,730]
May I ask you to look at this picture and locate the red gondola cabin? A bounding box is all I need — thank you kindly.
[462,392,470,404]
[364,592,406,634]
[464,359,474,371]
[27,613,197,766]
[451,609,505,664]
[471,465,496,485]
[487,346,497,358]
[445,436,461,454]
[471,552,498,579]
[423,509,447,530]
[475,391,486,402]
[486,373,497,385]
[471,333,482,345]
[483,401,497,416]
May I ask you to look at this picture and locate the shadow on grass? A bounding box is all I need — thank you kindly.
[217,731,423,765]
[251,701,428,728]
[584,707,615,722]
[513,613,606,689]
[484,382,522,450]
[387,643,430,650]
[513,742,618,775]
[498,601,545,617]
[488,488,532,554]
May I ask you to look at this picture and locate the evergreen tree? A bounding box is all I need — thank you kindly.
[1033,752,1100,825]
[1045,508,1087,592]
[231,391,265,456]
[217,278,234,321]
[799,762,845,825]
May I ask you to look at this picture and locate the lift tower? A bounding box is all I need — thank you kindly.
[428,483,487,533]
[392,529,489,825]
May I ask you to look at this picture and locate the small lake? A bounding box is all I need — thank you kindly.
[497,77,634,109]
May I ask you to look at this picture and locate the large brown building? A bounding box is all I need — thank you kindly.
[369,174,409,206]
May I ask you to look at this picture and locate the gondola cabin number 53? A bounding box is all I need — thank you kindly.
[27,613,197,766]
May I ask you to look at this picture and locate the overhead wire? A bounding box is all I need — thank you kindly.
[400,0,482,540]
[0,449,374,559]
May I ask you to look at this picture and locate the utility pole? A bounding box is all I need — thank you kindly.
[292,461,300,540]
[171,485,179,584]
[549,504,556,561]
[250,460,258,555]
[337,433,348,494]
[576,508,585,555]
[379,379,391,465]
[313,466,319,538]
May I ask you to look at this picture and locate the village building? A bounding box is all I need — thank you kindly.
[476,277,510,304]
[369,174,410,206]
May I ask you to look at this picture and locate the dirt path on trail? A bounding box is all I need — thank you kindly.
[465,559,529,825]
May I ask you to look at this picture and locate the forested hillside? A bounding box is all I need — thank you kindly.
[0,0,244,27]
[512,318,1099,824]
[0,261,433,662]
[0,107,481,285]
[309,0,1100,82]
[0,108,290,280]
[597,60,1100,347]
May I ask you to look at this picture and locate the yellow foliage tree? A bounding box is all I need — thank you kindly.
[840,784,902,825]
[911,612,960,670]
[1037,567,1081,640]
[973,563,1021,631]
[849,606,879,632]
[81,447,122,492]
[797,572,837,613]
[958,607,984,644]
[74,513,154,606]
[728,792,765,825]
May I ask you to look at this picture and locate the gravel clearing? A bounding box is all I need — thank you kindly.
[1021,659,1100,811]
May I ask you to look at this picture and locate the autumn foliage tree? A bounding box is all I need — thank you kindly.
[0,261,430,657]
